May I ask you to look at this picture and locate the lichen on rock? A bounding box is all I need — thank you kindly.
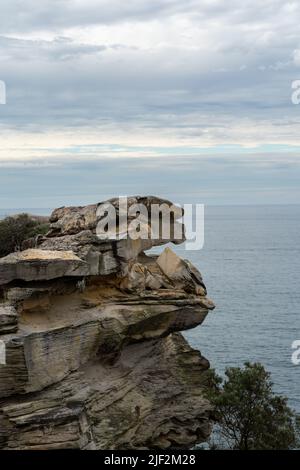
[0,196,215,450]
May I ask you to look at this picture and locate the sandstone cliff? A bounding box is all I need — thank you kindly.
[0,196,215,450]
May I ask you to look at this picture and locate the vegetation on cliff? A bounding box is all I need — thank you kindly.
[206,362,300,450]
[0,214,49,258]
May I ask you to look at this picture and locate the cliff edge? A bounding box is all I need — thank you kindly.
[0,196,215,450]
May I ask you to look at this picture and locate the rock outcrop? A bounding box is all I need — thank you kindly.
[0,196,215,450]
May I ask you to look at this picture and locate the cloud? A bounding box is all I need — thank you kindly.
[0,36,108,61]
[0,1,299,34]
[0,0,300,206]
[0,1,207,33]
[293,49,300,67]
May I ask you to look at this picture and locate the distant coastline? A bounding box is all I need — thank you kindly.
[0,208,52,219]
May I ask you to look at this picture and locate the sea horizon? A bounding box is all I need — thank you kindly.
[1,202,300,215]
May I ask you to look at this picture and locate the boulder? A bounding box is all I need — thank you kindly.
[0,249,89,285]
[157,247,207,295]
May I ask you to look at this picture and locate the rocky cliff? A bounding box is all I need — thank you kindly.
[0,196,215,450]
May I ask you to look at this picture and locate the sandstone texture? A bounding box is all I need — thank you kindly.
[0,196,215,450]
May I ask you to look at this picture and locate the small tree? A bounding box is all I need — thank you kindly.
[0,213,49,258]
[206,362,299,450]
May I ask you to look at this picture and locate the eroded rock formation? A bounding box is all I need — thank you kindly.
[0,196,215,450]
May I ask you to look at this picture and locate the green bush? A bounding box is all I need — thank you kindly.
[0,213,49,258]
[206,362,300,450]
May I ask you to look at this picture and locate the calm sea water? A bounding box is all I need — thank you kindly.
[178,205,300,413]
[1,205,299,412]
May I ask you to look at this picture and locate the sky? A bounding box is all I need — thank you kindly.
[0,0,300,208]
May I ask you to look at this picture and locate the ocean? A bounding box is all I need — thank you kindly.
[179,205,300,414]
[1,205,299,413]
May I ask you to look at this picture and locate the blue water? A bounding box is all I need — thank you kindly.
[176,205,300,413]
[1,205,299,412]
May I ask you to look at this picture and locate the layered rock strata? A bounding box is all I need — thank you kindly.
[0,196,215,450]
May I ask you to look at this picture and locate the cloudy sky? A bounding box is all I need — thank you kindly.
[0,0,300,208]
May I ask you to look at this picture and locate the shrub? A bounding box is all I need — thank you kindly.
[206,362,300,450]
[0,213,49,258]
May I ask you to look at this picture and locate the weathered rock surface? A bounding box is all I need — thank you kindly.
[0,306,18,335]
[0,196,215,450]
[0,249,89,284]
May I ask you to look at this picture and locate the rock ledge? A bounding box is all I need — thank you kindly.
[0,196,215,450]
